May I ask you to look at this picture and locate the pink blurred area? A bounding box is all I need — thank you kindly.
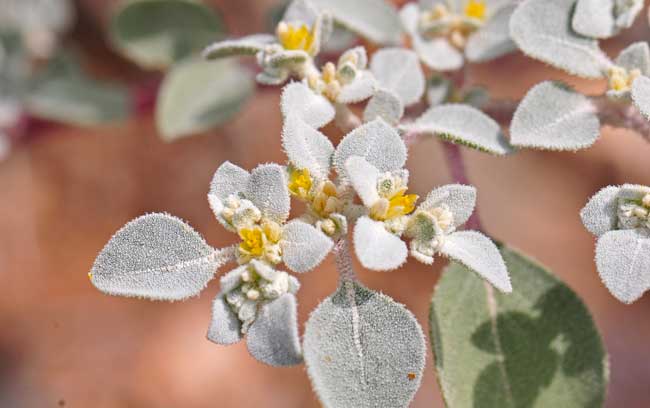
[1,0,649,407]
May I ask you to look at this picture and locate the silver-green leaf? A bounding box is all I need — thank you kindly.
[90,213,232,301]
[431,245,608,407]
[370,47,425,106]
[631,75,650,119]
[595,228,650,304]
[510,81,600,151]
[156,58,253,141]
[510,0,612,78]
[407,104,512,155]
[308,0,402,45]
[304,281,426,408]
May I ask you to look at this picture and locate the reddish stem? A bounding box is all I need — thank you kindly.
[442,141,483,232]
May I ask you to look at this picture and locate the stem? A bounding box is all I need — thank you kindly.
[334,104,362,134]
[481,99,518,126]
[442,141,483,232]
[593,96,650,141]
[333,238,357,283]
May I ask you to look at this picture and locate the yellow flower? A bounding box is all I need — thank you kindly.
[464,0,487,21]
[288,167,313,199]
[608,66,640,92]
[277,22,315,52]
[238,227,265,257]
[371,189,419,221]
[386,191,419,220]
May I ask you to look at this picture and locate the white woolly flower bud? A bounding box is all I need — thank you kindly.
[260,271,290,299]
[231,200,262,230]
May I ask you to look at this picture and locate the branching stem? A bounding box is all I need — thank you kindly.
[593,96,650,141]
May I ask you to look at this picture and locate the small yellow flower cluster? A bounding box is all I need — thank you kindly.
[618,192,650,230]
[464,0,487,21]
[608,66,641,93]
[276,22,315,53]
[238,220,283,265]
[288,167,346,236]
[307,52,361,101]
[370,174,419,222]
[420,0,487,49]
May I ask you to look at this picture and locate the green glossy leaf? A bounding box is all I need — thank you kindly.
[111,0,223,69]
[156,58,253,141]
[309,0,402,45]
[304,281,426,408]
[430,245,608,408]
[26,54,129,126]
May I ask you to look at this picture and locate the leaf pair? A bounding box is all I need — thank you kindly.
[581,184,650,303]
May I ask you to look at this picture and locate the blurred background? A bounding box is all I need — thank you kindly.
[1,0,649,406]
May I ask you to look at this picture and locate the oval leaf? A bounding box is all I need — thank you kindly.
[510,0,611,78]
[595,229,650,304]
[407,104,512,155]
[304,281,426,408]
[510,81,600,151]
[156,58,253,141]
[110,0,223,69]
[309,0,402,45]
[631,75,650,119]
[370,47,425,106]
[431,244,608,407]
[90,213,231,301]
[247,294,303,366]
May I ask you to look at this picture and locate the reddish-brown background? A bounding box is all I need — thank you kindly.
[1,0,649,406]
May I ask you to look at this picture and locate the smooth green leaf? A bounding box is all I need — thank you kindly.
[510,81,600,151]
[308,0,402,45]
[431,245,608,408]
[156,58,253,141]
[407,104,512,155]
[304,281,425,408]
[510,0,612,78]
[111,0,223,69]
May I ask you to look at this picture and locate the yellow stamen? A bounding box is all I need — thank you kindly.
[88,272,93,280]
[464,0,487,21]
[238,227,265,257]
[262,220,282,243]
[288,167,313,199]
[277,22,315,52]
[386,192,419,220]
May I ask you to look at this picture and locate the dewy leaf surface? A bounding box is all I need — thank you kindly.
[430,245,608,408]
[510,81,600,151]
[90,213,232,301]
[111,0,223,69]
[309,0,402,45]
[510,0,612,78]
[156,58,253,141]
[304,281,426,408]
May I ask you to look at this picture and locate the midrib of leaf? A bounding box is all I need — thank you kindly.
[97,245,235,277]
[536,33,612,74]
[484,280,515,408]
[345,281,366,386]
[530,101,596,138]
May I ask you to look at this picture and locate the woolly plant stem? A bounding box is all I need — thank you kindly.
[442,141,483,232]
[593,97,650,141]
[333,238,357,283]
